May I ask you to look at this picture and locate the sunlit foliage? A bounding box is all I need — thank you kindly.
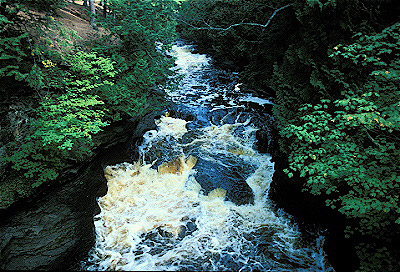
[1,0,177,193]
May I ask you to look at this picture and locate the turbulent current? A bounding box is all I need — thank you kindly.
[84,43,334,271]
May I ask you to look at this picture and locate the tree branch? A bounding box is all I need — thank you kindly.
[178,3,292,33]
[365,130,380,147]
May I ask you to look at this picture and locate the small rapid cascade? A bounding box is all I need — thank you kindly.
[84,43,334,271]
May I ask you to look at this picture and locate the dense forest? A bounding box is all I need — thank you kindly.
[0,0,399,271]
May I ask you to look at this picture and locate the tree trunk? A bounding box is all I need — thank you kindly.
[0,2,7,17]
[89,0,97,29]
[103,0,107,18]
[83,0,88,7]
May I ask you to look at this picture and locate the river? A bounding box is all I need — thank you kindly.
[83,42,334,271]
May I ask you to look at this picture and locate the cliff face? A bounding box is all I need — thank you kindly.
[0,158,107,270]
[0,112,159,270]
[0,3,166,268]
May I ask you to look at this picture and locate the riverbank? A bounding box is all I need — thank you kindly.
[0,112,161,270]
[0,1,107,212]
[268,127,358,271]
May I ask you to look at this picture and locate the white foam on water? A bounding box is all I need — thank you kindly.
[170,45,210,73]
[239,94,274,106]
[85,115,332,271]
[84,43,333,271]
[155,116,188,138]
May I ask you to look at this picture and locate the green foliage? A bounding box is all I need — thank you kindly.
[281,23,400,271]
[179,0,399,270]
[0,0,71,92]
[1,0,178,191]
[0,9,33,87]
[92,0,178,120]
[9,0,65,13]
[356,244,398,272]
[6,51,114,187]
[179,0,297,91]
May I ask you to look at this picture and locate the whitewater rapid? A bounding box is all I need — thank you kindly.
[84,43,334,271]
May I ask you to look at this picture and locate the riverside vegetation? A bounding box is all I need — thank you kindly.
[0,0,399,271]
[178,0,399,271]
[0,0,177,206]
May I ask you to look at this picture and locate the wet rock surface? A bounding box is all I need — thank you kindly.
[0,160,105,270]
[0,114,156,270]
[194,158,254,206]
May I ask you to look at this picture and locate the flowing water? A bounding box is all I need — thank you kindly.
[84,42,334,271]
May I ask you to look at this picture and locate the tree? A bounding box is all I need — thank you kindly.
[92,0,178,120]
[0,0,179,210]
[0,0,65,93]
[178,3,292,32]
[102,0,107,18]
[281,22,400,271]
[89,0,97,29]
